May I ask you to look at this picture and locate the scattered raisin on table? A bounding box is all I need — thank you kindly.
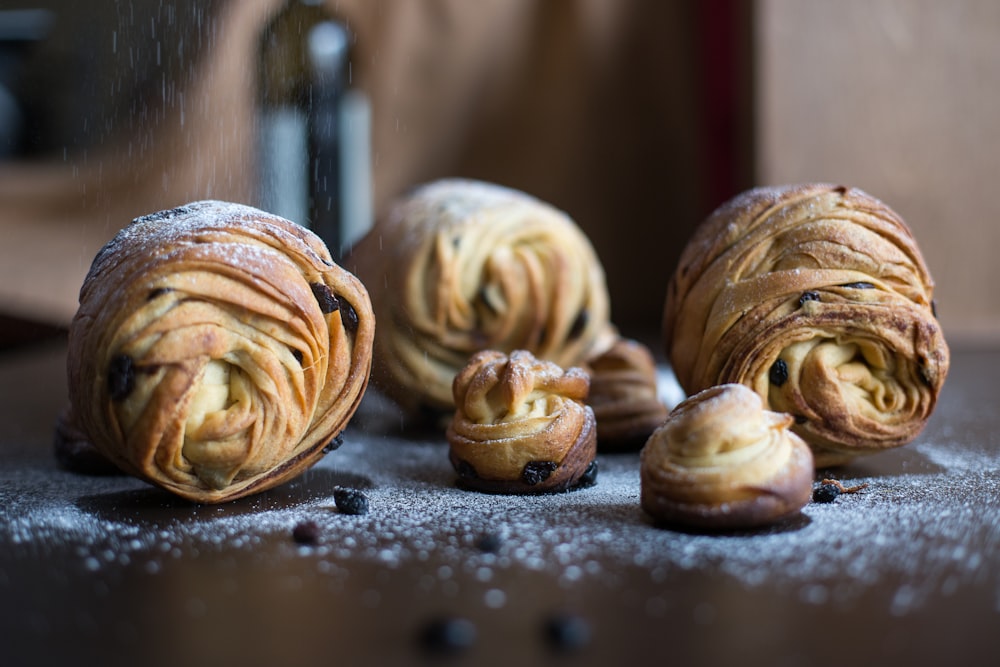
[474,532,503,554]
[419,616,477,655]
[292,520,321,545]
[812,478,869,503]
[812,483,841,503]
[333,486,369,515]
[544,613,591,652]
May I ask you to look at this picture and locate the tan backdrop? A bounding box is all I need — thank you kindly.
[757,0,1000,345]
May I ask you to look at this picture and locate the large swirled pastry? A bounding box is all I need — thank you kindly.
[348,179,617,418]
[447,349,598,494]
[66,201,375,503]
[663,184,949,466]
[640,383,814,529]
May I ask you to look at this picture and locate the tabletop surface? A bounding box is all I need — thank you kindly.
[1,339,998,666]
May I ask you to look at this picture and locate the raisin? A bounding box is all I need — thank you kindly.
[291,349,304,365]
[576,460,599,489]
[798,291,820,307]
[339,299,359,335]
[812,483,841,503]
[419,617,477,655]
[333,486,369,515]
[544,613,591,652]
[321,432,344,454]
[794,414,808,425]
[840,282,875,290]
[309,282,340,314]
[107,354,136,401]
[813,479,869,503]
[292,520,321,545]
[455,459,478,479]
[521,461,558,486]
[769,358,789,387]
[474,532,503,554]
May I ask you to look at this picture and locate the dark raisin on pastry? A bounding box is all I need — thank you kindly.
[447,349,597,494]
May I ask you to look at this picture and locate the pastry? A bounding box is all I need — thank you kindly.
[663,184,949,466]
[640,383,814,529]
[348,178,617,418]
[66,200,375,503]
[585,337,669,450]
[447,349,598,494]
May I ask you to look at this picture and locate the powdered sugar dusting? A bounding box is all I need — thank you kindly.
[3,365,998,621]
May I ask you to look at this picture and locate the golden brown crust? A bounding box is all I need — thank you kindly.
[640,384,814,529]
[584,337,669,451]
[66,201,374,503]
[347,179,617,417]
[663,184,949,466]
[446,349,597,494]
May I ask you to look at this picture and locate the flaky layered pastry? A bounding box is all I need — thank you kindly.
[585,337,669,450]
[447,349,598,494]
[66,201,374,503]
[348,179,617,418]
[640,383,814,529]
[663,184,949,466]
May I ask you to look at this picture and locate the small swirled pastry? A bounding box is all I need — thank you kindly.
[348,178,617,418]
[66,200,375,503]
[585,337,669,451]
[640,383,814,529]
[663,184,949,466]
[446,349,598,494]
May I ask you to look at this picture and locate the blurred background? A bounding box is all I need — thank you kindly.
[0,0,996,350]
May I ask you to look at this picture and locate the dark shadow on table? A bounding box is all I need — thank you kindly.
[816,442,947,481]
[642,510,813,537]
[74,467,372,525]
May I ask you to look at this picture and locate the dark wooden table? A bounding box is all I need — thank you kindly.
[2,339,998,666]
